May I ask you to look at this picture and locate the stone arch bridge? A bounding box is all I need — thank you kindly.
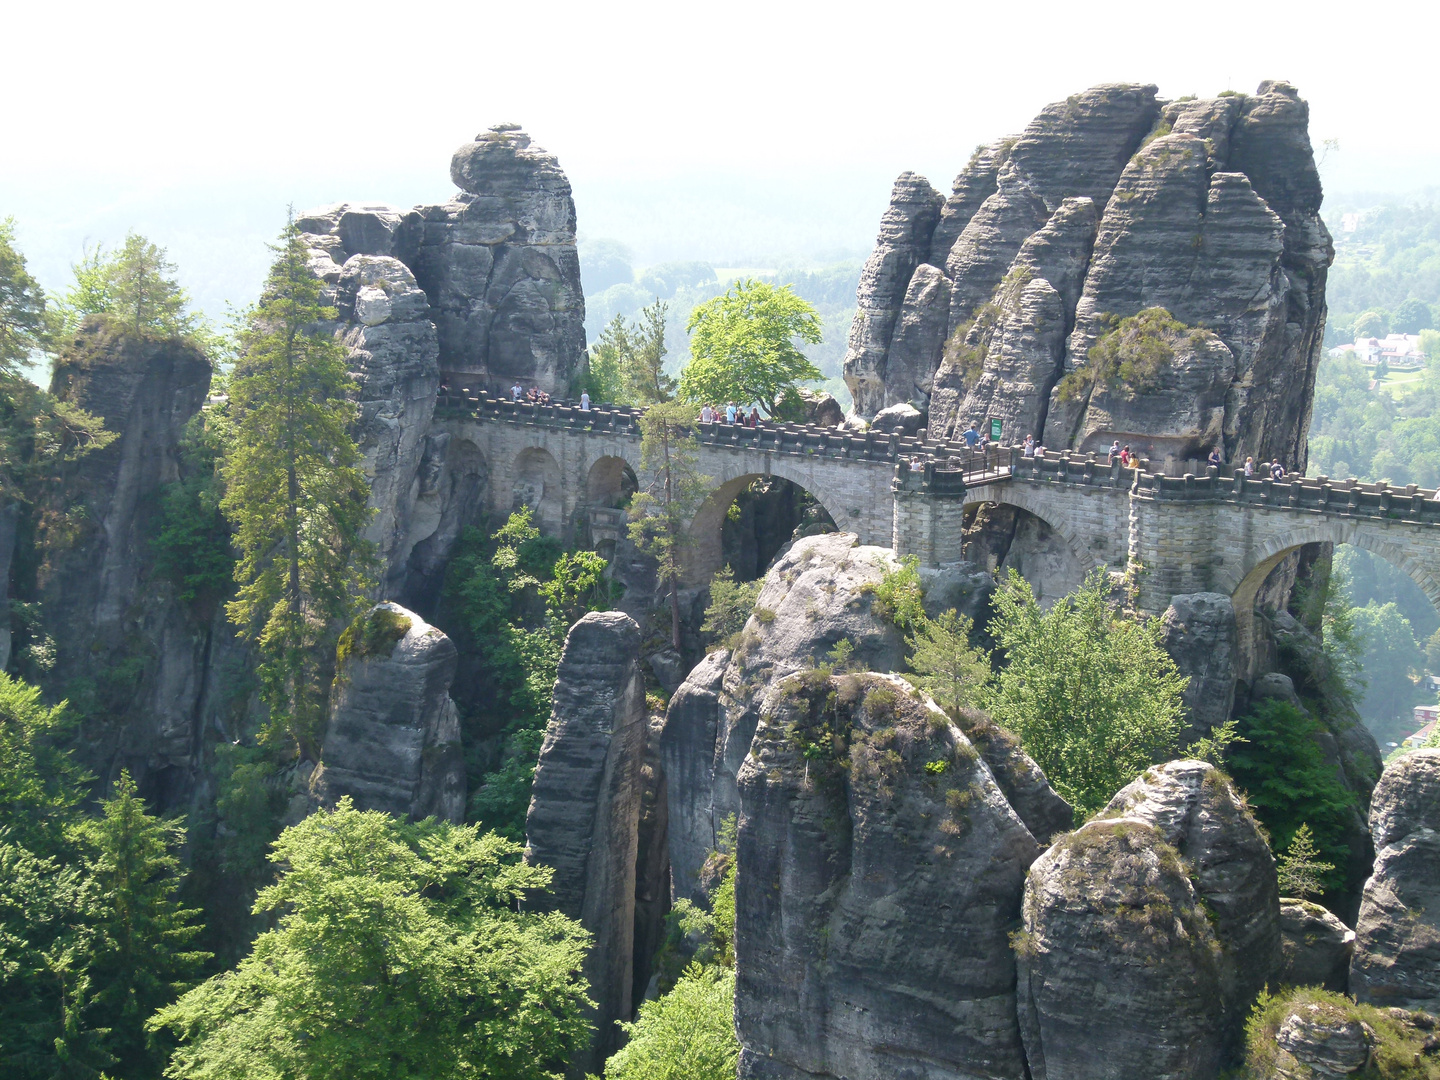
[434,392,1440,666]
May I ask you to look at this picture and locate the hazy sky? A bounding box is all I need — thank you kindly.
[3,0,1434,317]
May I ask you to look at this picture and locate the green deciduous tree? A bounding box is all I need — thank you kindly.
[0,217,54,375]
[984,569,1186,815]
[1352,601,1425,724]
[0,672,90,853]
[905,610,992,716]
[604,964,738,1080]
[148,800,593,1080]
[679,279,822,417]
[55,234,203,340]
[221,220,374,759]
[630,401,712,649]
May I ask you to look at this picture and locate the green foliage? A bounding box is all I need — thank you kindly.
[148,800,593,1080]
[1275,823,1335,900]
[906,609,992,715]
[151,408,234,615]
[221,219,375,759]
[984,569,1186,815]
[1245,985,1440,1079]
[603,964,739,1080]
[55,233,207,341]
[209,743,284,886]
[1226,698,1358,892]
[442,507,615,838]
[0,671,90,853]
[1055,307,1211,403]
[629,401,712,648]
[0,221,116,503]
[679,278,823,416]
[1183,718,1244,767]
[587,299,673,405]
[1352,601,1425,724]
[869,555,925,630]
[336,606,413,666]
[700,565,761,650]
[72,771,210,1078]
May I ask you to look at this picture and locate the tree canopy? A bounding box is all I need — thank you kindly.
[586,299,673,405]
[983,569,1186,814]
[148,801,593,1080]
[679,279,822,416]
[56,232,205,340]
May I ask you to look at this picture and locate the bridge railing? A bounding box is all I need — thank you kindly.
[432,389,999,468]
[1133,469,1440,521]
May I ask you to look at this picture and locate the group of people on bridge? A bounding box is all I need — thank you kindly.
[698,402,763,427]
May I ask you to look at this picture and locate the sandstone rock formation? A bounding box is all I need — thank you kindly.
[843,81,1331,483]
[1350,749,1440,1013]
[1160,592,1239,740]
[736,672,1038,1079]
[1270,1001,1374,1078]
[316,602,465,823]
[1018,760,1279,1077]
[1279,899,1354,993]
[662,533,908,903]
[298,122,585,398]
[524,611,651,1068]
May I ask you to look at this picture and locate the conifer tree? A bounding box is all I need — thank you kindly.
[906,610,992,716]
[221,218,374,757]
[76,771,210,1078]
[1275,822,1336,900]
[55,232,201,339]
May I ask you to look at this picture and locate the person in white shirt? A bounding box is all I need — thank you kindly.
[512,383,522,401]
[580,391,590,411]
[701,404,714,423]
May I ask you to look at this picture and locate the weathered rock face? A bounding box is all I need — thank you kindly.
[662,533,909,902]
[524,611,649,1068]
[1270,1001,1375,1078]
[38,320,218,803]
[1160,592,1240,741]
[736,672,1038,1080]
[316,603,465,823]
[796,388,844,427]
[1351,749,1440,1013]
[843,81,1331,480]
[869,401,923,435]
[1279,899,1354,993]
[298,122,585,399]
[1018,760,1279,1077]
[843,173,944,417]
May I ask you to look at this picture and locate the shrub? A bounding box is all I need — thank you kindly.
[1055,307,1213,403]
[701,564,762,649]
[335,606,412,665]
[1245,986,1440,1079]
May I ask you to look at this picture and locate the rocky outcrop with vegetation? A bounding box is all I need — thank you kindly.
[315,602,465,822]
[844,81,1332,475]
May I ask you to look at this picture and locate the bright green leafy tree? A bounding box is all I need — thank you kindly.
[148,800,594,1080]
[1352,601,1425,724]
[56,233,204,339]
[680,279,822,417]
[221,220,374,759]
[629,401,712,649]
[984,569,1186,814]
[700,565,761,651]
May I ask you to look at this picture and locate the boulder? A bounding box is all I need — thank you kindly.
[1272,1000,1374,1078]
[1160,592,1239,741]
[736,673,1037,1079]
[524,611,648,1069]
[842,173,944,417]
[1350,749,1440,1013]
[1279,899,1354,993]
[317,603,466,823]
[1018,760,1279,1077]
[796,388,845,427]
[869,401,923,435]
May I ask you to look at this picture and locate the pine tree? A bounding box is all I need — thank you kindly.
[76,771,210,1078]
[221,218,374,757]
[629,401,710,649]
[906,610,992,716]
[55,232,201,339]
[1276,822,1335,900]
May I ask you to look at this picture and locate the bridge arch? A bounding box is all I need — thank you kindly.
[586,454,639,509]
[960,484,1109,581]
[1224,521,1440,675]
[511,446,564,534]
[683,465,843,586]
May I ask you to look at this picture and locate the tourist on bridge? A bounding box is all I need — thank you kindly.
[1270,460,1286,481]
[701,403,714,423]
[1107,440,1121,465]
[1208,447,1222,469]
[726,402,737,425]
[963,422,982,448]
[580,391,590,411]
[747,406,760,427]
[1244,456,1255,477]
[1119,445,1132,467]
[512,382,523,401]
[1023,435,1036,458]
